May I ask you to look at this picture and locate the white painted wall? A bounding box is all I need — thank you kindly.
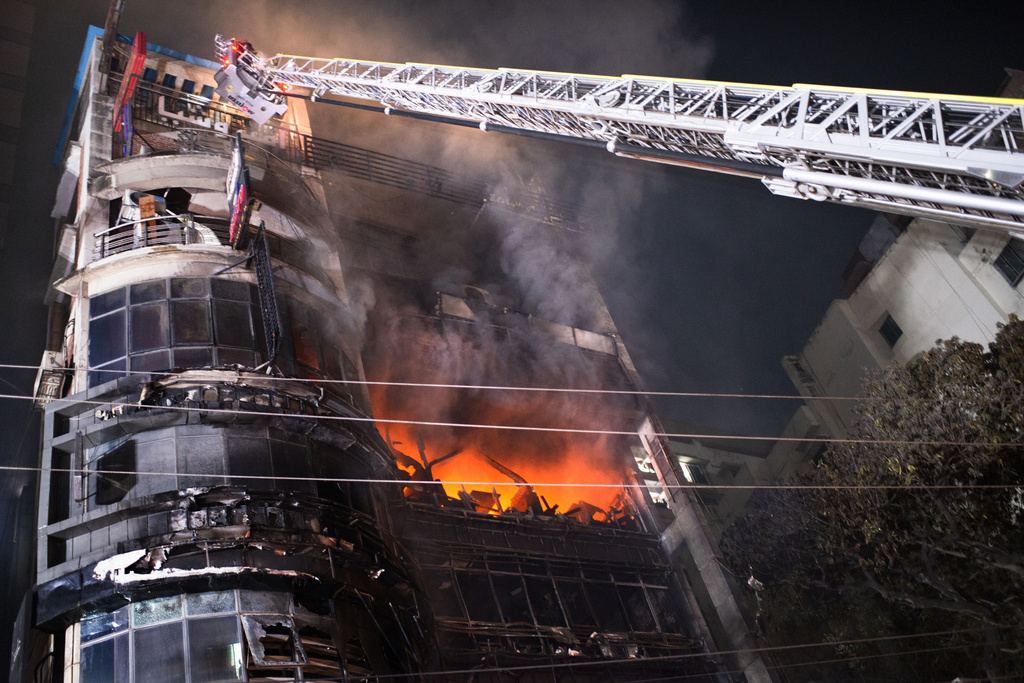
[792,218,1024,436]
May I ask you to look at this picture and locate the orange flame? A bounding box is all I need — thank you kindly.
[364,314,637,519]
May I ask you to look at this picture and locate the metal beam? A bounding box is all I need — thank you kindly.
[216,36,1024,233]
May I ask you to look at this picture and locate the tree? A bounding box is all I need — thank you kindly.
[723,316,1024,681]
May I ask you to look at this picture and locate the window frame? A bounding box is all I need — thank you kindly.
[994,238,1024,286]
[879,313,903,348]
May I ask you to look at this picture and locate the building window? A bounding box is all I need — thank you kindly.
[161,73,177,89]
[142,67,157,83]
[994,238,1024,286]
[200,84,215,99]
[88,278,264,387]
[78,590,351,682]
[181,79,195,95]
[879,314,903,348]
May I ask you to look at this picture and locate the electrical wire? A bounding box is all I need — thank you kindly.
[636,644,984,683]
[234,626,994,681]
[2,464,1020,492]
[1,389,1019,450]
[0,361,879,402]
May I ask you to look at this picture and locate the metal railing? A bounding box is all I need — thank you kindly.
[93,213,233,260]
[113,75,594,230]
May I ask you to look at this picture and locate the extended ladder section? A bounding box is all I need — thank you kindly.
[215,37,1024,234]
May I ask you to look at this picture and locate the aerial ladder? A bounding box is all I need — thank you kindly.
[213,36,1024,235]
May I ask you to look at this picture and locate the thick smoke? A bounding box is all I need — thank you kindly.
[125,0,713,359]
[119,0,716,471]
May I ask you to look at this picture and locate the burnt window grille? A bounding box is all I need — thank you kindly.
[585,582,628,631]
[523,576,565,627]
[619,585,657,632]
[994,238,1024,286]
[491,574,531,624]
[556,580,597,628]
[879,314,903,348]
[457,573,502,623]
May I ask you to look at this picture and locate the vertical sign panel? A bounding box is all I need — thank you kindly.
[226,132,254,248]
[112,31,146,134]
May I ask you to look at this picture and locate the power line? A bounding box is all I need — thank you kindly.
[4,465,1020,492]
[0,361,879,403]
[248,627,993,681]
[0,391,1020,450]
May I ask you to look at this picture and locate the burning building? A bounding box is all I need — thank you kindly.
[13,25,770,682]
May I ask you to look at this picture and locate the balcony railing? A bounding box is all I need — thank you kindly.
[93,213,233,260]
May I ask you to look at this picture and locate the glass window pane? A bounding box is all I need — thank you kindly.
[131,281,166,304]
[91,288,125,317]
[172,299,212,344]
[323,345,343,381]
[187,591,236,616]
[270,441,314,494]
[214,299,254,348]
[114,633,129,682]
[292,325,319,370]
[189,615,244,681]
[80,639,114,683]
[133,595,183,627]
[84,633,129,682]
[239,590,290,614]
[211,278,250,301]
[81,606,130,643]
[217,348,255,368]
[90,310,126,364]
[174,346,214,369]
[89,359,125,388]
[171,277,209,298]
[130,303,169,352]
[131,349,172,372]
[133,621,185,683]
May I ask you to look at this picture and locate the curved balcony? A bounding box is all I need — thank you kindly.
[93,213,233,260]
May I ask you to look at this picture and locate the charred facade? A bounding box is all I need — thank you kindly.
[13,28,769,682]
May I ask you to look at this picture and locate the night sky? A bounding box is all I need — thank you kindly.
[2,0,1022,666]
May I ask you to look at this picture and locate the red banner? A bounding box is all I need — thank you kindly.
[112,31,146,134]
